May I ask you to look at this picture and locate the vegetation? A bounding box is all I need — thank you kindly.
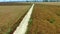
[0,4,31,34]
[49,18,55,23]
[5,28,12,34]
[29,18,33,25]
[56,11,60,16]
[25,18,33,34]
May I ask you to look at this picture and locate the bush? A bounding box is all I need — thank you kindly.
[49,18,55,23]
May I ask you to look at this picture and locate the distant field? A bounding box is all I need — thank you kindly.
[26,4,60,34]
[0,2,32,6]
[0,2,60,5]
[34,2,60,5]
[0,4,31,34]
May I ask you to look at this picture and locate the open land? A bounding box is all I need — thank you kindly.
[26,4,60,34]
[34,2,60,5]
[0,4,31,34]
[0,2,60,34]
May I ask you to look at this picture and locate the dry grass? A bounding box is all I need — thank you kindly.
[26,4,60,34]
[0,5,31,34]
[34,2,60,6]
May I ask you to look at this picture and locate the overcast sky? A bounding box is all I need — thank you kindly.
[0,0,43,2]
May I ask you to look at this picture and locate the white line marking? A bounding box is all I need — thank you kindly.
[13,4,34,34]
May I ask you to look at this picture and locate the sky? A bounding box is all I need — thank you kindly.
[0,0,43,2]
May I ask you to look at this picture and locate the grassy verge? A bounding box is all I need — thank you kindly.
[25,18,33,34]
[5,28,12,34]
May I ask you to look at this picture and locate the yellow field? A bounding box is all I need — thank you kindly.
[0,5,31,34]
[0,2,60,34]
[34,2,60,5]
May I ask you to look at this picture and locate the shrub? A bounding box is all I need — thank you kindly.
[49,18,55,23]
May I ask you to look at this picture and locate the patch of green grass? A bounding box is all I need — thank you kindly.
[49,18,55,23]
[29,18,33,25]
[5,28,12,34]
[25,18,33,34]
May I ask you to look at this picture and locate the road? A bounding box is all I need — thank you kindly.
[13,4,34,34]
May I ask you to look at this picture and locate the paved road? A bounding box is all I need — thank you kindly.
[13,4,34,34]
[0,5,31,34]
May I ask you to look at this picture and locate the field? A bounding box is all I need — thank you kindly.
[0,2,60,34]
[34,2,60,5]
[26,4,60,34]
[0,4,31,34]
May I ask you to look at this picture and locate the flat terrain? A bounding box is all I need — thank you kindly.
[0,5,31,34]
[0,2,60,5]
[34,2,60,5]
[26,4,60,34]
[0,2,60,34]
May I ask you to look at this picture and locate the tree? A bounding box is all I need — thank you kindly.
[43,0,48,2]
